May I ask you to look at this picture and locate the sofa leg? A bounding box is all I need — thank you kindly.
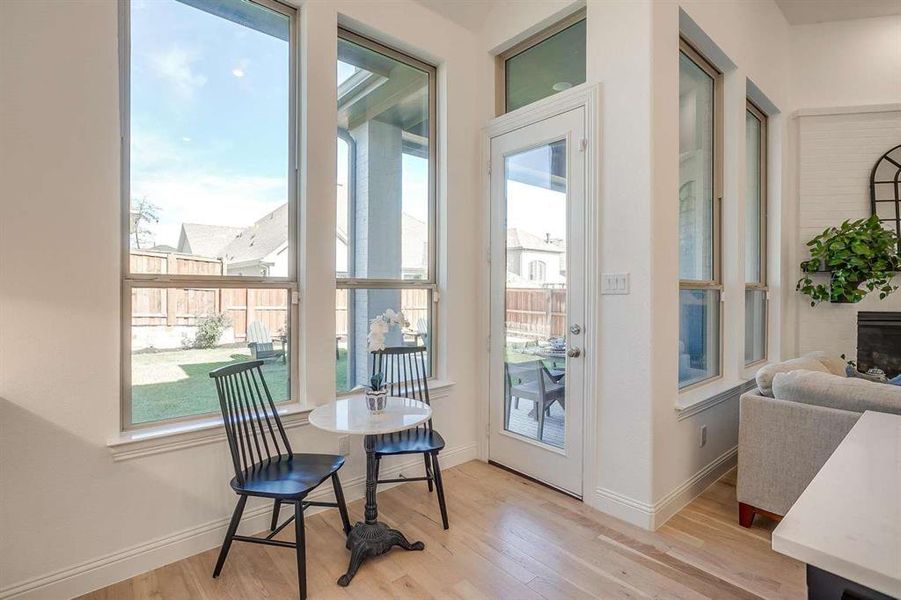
[738,502,756,528]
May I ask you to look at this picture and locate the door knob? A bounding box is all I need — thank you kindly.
[567,347,582,358]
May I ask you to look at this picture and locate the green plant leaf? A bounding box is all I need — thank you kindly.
[798,216,900,306]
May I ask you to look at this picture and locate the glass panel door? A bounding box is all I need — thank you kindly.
[503,141,568,448]
[489,107,585,496]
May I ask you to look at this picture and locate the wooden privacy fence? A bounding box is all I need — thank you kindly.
[131,251,562,342]
[130,250,287,342]
[132,287,289,342]
[505,287,567,339]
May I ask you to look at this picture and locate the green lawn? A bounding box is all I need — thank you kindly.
[131,344,555,424]
[132,347,349,424]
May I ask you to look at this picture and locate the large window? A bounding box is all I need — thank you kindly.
[678,40,722,388]
[122,0,297,427]
[498,10,586,114]
[336,29,436,392]
[745,101,768,365]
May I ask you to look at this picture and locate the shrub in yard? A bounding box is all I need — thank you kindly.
[187,313,230,349]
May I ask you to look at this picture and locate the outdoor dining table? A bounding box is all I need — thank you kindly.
[308,394,432,587]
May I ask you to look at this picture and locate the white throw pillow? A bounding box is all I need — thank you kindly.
[755,356,830,397]
[803,351,848,377]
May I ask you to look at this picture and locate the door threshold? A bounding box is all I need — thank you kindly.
[488,460,582,501]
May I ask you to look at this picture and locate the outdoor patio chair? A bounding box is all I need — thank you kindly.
[247,320,286,363]
[504,360,565,442]
[209,360,351,600]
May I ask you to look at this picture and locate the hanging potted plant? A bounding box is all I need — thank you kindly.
[796,215,900,306]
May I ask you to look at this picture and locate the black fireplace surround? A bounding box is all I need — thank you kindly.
[857,312,901,379]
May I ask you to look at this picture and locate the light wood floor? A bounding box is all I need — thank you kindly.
[80,462,805,599]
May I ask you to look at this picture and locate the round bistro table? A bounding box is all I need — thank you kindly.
[308,395,431,586]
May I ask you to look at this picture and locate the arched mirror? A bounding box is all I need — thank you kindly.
[871,144,901,253]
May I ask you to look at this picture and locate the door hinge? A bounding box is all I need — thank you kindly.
[580,138,588,152]
[487,334,491,353]
[487,160,492,175]
[486,247,492,264]
[291,291,300,305]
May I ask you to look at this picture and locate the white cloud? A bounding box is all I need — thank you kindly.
[506,180,567,240]
[131,129,191,173]
[231,59,250,82]
[132,171,287,248]
[147,45,207,101]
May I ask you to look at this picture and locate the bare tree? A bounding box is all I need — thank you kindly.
[131,196,160,249]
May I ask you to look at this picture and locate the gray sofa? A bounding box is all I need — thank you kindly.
[737,352,901,527]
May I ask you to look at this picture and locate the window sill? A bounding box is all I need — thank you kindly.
[107,403,311,462]
[741,360,769,381]
[675,377,757,420]
[107,380,456,462]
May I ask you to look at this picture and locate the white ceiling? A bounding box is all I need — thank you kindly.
[775,0,901,25]
[416,0,901,32]
[415,0,496,32]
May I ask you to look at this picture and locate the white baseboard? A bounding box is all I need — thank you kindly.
[1,442,479,600]
[650,445,736,528]
[591,486,656,529]
[591,445,737,531]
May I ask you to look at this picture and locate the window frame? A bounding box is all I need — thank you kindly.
[119,0,301,431]
[678,37,724,391]
[494,8,587,116]
[528,260,547,282]
[335,28,439,392]
[745,99,768,366]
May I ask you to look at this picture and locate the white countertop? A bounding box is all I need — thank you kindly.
[772,411,901,597]
[308,395,431,435]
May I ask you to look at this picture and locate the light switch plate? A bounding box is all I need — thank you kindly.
[601,272,630,295]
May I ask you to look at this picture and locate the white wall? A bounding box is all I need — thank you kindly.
[648,0,792,526]
[795,108,901,357]
[476,0,792,529]
[0,1,483,598]
[791,16,901,110]
[788,15,901,360]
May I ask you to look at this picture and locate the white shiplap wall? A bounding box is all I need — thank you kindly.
[796,108,901,357]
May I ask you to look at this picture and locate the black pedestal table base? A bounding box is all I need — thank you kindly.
[337,522,424,586]
[337,434,425,586]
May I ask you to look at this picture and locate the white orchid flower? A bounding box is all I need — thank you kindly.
[367,308,409,353]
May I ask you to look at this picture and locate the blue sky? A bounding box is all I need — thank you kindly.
[130,0,290,247]
[131,1,431,254]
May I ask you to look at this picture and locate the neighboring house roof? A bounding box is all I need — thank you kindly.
[178,223,243,258]
[148,244,178,253]
[220,204,289,266]
[506,228,564,253]
[181,203,428,275]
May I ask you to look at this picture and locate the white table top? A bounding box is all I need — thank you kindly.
[772,411,901,597]
[308,395,431,435]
